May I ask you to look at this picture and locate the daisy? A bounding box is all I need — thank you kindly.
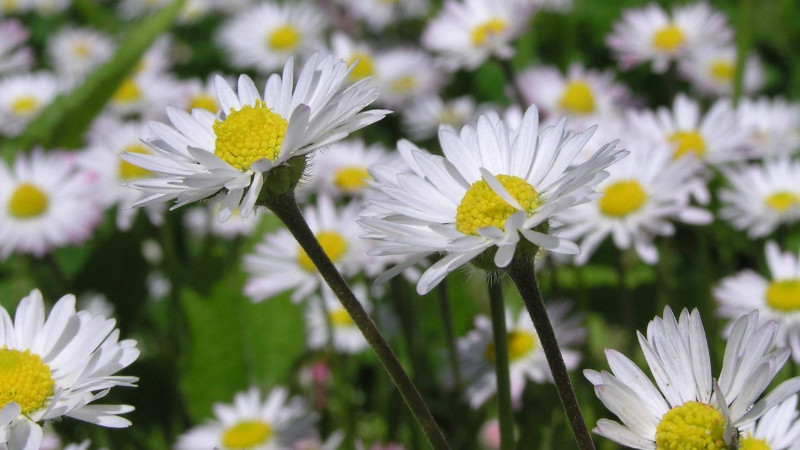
[47,27,115,85]
[556,137,712,265]
[78,118,164,230]
[0,20,33,76]
[714,241,800,363]
[0,289,140,450]
[244,195,366,303]
[459,302,584,409]
[330,32,376,84]
[718,158,800,238]
[175,387,316,450]
[0,72,60,137]
[359,105,626,295]
[333,0,428,31]
[305,285,369,354]
[0,149,101,259]
[106,70,183,119]
[121,54,388,221]
[679,46,765,98]
[737,97,800,159]
[30,0,69,14]
[421,0,536,70]
[300,139,394,199]
[217,1,327,73]
[585,307,800,449]
[401,96,477,140]
[179,75,221,114]
[738,396,800,449]
[373,48,444,109]
[606,2,733,73]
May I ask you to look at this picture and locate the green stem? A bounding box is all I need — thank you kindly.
[506,257,595,450]
[733,0,754,105]
[438,281,463,394]
[264,192,451,450]
[487,277,515,450]
[497,58,527,108]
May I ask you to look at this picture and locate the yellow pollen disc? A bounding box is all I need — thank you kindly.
[456,175,540,236]
[655,401,727,450]
[652,24,686,52]
[669,131,707,159]
[221,420,273,449]
[390,76,417,94]
[112,78,142,103]
[297,231,348,272]
[346,53,375,81]
[710,59,735,82]
[486,330,537,363]
[334,166,371,193]
[0,348,54,414]
[559,80,596,114]
[268,25,301,51]
[329,308,354,327]
[598,180,646,218]
[471,18,508,47]
[73,41,91,58]
[765,279,800,312]
[765,191,800,213]
[119,145,152,180]
[10,95,39,116]
[213,99,288,171]
[8,183,49,219]
[188,93,219,113]
[740,435,771,450]
[1,0,18,12]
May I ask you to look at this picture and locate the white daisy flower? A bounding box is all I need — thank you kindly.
[0,72,60,137]
[715,241,800,364]
[183,199,264,240]
[48,27,115,86]
[585,307,800,449]
[373,48,444,109]
[121,54,388,221]
[556,137,712,265]
[0,150,102,259]
[0,289,140,450]
[516,63,630,126]
[106,70,183,119]
[627,93,746,165]
[0,20,33,76]
[178,75,222,115]
[78,118,164,230]
[333,0,428,31]
[330,32,376,84]
[217,1,327,73]
[305,285,369,354]
[718,158,800,238]
[459,302,584,409]
[606,2,733,73]
[175,386,316,450]
[31,0,69,14]
[737,97,800,159]
[359,105,627,295]
[300,139,393,199]
[739,396,800,449]
[401,96,477,140]
[679,46,765,98]
[421,0,536,70]
[244,195,366,303]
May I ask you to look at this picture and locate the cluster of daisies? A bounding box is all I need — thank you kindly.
[2,0,800,448]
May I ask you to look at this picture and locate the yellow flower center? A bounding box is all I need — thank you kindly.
[765,279,800,312]
[73,41,91,58]
[740,435,771,450]
[668,131,707,159]
[8,183,49,219]
[334,166,371,193]
[188,93,219,113]
[119,145,152,180]
[213,100,287,171]
[486,330,537,363]
[297,231,348,272]
[652,24,686,52]
[10,95,39,116]
[456,175,540,236]
[710,59,735,82]
[765,191,800,213]
[471,18,508,47]
[559,80,596,114]
[0,348,54,415]
[112,78,142,103]
[221,420,273,449]
[655,401,727,450]
[390,76,417,95]
[268,25,300,51]
[329,308,354,327]
[346,53,375,81]
[598,180,646,218]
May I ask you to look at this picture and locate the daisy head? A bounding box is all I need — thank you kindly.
[330,32,377,84]
[586,307,800,449]
[175,386,316,450]
[719,158,800,238]
[305,284,369,354]
[47,27,115,85]
[0,19,33,76]
[0,149,102,259]
[333,0,428,31]
[0,72,60,137]
[301,139,394,200]
[178,75,221,115]
[680,46,765,97]
[373,48,444,109]
[106,70,183,119]
[121,53,389,222]
[401,95,477,140]
[737,97,800,159]
[738,395,800,449]
[0,289,140,449]
[360,105,627,295]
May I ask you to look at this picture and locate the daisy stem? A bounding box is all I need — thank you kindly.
[497,57,527,108]
[264,192,451,450]
[507,257,596,450]
[733,0,754,106]
[438,281,463,394]
[487,277,515,450]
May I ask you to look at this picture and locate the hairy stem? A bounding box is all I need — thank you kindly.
[487,277,515,450]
